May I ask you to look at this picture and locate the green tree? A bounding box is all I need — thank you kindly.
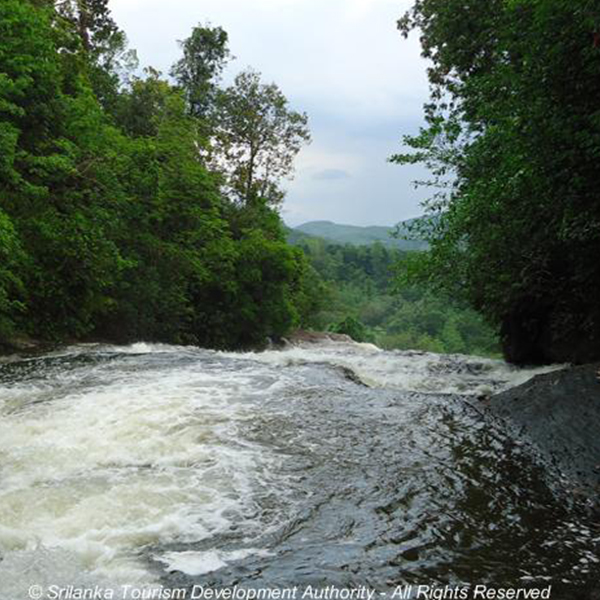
[212,69,311,207]
[98,89,231,342]
[0,0,125,339]
[54,0,138,111]
[0,210,24,338]
[170,24,231,119]
[115,68,173,138]
[329,316,369,343]
[393,0,600,364]
[0,4,316,350]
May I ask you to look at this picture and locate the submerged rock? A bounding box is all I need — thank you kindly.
[490,362,600,502]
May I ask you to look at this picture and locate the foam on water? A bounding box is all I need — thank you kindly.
[0,348,284,596]
[157,548,273,576]
[0,341,579,597]
[229,340,562,396]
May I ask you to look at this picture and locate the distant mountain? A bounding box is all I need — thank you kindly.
[285,227,316,246]
[289,218,429,251]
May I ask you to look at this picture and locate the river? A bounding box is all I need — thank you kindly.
[0,341,598,599]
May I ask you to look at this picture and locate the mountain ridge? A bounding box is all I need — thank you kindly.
[288,218,428,251]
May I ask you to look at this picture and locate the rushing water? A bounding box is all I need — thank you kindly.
[0,342,598,599]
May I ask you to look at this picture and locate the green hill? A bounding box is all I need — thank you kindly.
[290,219,428,250]
[285,227,316,246]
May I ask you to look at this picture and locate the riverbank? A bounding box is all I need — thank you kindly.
[489,362,600,505]
[0,330,356,358]
[0,336,57,357]
[282,330,354,346]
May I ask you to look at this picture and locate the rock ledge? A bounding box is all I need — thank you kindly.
[490,362,600,500]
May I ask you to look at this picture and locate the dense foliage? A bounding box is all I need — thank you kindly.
[0,1,315,348]
[393,0,600,364]
[295,238,499,356]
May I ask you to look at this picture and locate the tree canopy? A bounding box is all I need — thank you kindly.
[393,0,600,364]
[170,24,231,120]
[0,0,316,349]
[211,69,311,207]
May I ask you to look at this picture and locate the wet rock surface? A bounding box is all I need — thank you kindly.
[489,362,600,502]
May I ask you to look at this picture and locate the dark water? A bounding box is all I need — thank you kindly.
[0,343,598,599]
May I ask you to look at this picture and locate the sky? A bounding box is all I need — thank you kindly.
[110,0,432,227]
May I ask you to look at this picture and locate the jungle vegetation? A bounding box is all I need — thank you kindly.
[393,0,600,364]
[294,237,500,357]
[0,0,316,349]
[3,0,591,363]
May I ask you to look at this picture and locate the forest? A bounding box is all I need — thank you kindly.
[293,237,499,356]
[0,0,318,349]
[393,0,600,365]
[2,0,598,365]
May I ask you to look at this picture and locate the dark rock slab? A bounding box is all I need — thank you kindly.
[489,363,600,500]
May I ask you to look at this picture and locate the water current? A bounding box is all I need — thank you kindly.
[0,342,598,599]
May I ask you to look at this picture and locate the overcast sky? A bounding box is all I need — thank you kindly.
[111,0,431,227]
